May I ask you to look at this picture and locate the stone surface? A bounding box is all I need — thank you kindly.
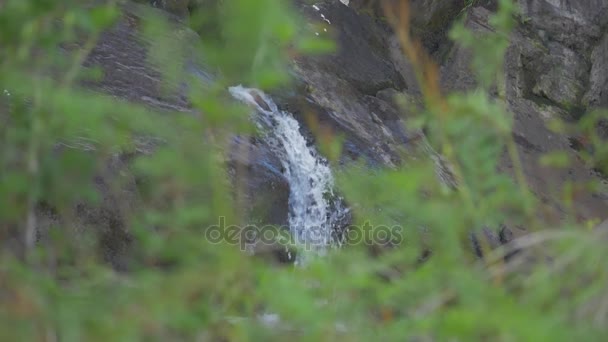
[292,3,596,229]
[530,42,588,110]
[48,0,608,266]
[74,5,293,264]
[518,0,608,51]
[409,0,466,50]
[227,136,290,227]
[82,7,191,112]
[292,1,417,167]
[584,32,608,108]
[349,0,466,52]
[439,5,608,221]
[299,1,405,95]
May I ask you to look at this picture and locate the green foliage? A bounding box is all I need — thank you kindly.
[0,0,607,341]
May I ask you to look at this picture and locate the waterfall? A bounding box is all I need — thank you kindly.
[229,85,346,262]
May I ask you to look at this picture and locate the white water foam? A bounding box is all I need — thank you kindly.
[229,86,346,262]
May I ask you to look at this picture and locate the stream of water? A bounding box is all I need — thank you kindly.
[229,86,347,263]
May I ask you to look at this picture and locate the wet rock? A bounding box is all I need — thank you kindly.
[227,137,290,227]
[292,1,418,167]
[299,1,405,95]
[274,88,387,166]
[362,93,410,145]
[293,62,400,167]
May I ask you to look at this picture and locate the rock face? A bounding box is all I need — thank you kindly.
[437,3,608,221]
[75,4,292,266]
[70,0,608,264]
[291,1,419,168]
[227,136,290,226]
[82,8,191,111]
[585,33,608,108]
[518,0,608,50]
[506,2,608,220]
[295,1,607,220]
[518,0,608,111]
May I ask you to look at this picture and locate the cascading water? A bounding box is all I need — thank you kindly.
[229,85,347,263]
